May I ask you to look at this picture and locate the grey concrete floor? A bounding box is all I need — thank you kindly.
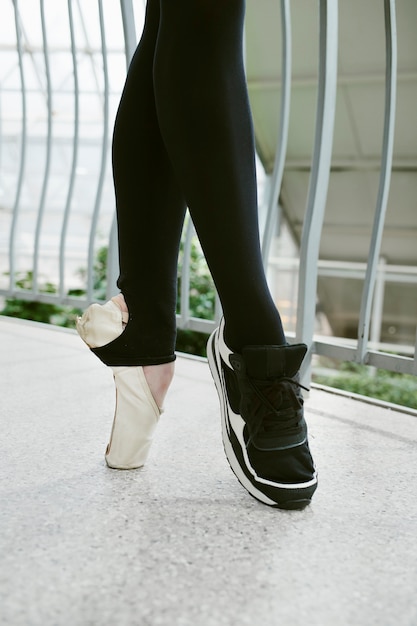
[0,316,416,626]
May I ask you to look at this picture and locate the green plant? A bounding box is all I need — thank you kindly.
[1,246,110,328]
[0,271,83,328]
[75,246,108,300]
[176,230,216,356]
[4,257,417,409]
[313,362,417,410]
[1,241,217,356]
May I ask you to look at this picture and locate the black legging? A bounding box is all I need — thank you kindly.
[93,0,286,367]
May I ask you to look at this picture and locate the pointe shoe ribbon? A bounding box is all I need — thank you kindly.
[76,300,161,470]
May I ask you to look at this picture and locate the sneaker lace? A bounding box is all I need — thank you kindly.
[243,376,309,449]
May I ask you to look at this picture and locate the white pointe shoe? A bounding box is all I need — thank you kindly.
[76,300,162,470]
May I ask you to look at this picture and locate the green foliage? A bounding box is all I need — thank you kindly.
[176,232,215,321]
[176,231,215,356]
[313,363,417,410]
[75,246,108,300]
[0,271,82,328]
[0,247,108,327]
[175,329,209,357]
[0,242,215,356]
[7,245,415,410]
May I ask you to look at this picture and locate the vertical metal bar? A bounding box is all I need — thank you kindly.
[370,258,386,349]
[120,0,137,66]
[75,0,102,99]
[368,257,386,376]
[87,0,110,301]
[413,331,417,376]
[0,88,3,179]
[106,219,119,300]
[9,0,27,293]
[214,292,222,326]
[295,0,338,377]
[179,217,194,329]
[356,0,397,363]
[261,0,292,264]
[106,0,138,299]
[32,0,53,296]
[59,0,80,300]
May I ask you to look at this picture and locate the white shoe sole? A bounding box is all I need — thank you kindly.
[207,326,276,506]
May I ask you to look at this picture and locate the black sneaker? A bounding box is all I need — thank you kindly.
[207,319,317,510]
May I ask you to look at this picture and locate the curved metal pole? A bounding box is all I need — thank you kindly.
[179,217,194,329]
[106,0,138,300]
[413,330,417,376]
[0,90,3,183]
[356,0,397,363]
[9,1,27,293]
[33,0,53,296]
[261,0,292,264]
[87,0,110,301]
[120,0,137,66]
[295,0,338,377]
[59,0,80,300]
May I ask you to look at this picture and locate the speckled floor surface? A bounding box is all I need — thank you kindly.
[1,316,416,626]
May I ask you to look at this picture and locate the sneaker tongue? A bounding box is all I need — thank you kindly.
[241,344,307,379]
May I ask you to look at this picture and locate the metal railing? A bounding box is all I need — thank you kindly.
[259,0,416,377]
[0,0,416,378]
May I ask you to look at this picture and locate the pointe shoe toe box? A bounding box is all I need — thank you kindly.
[105,366,162,470]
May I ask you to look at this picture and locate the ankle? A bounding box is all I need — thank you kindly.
[111,294,128,314]
[110,295,174,407]
[143,362,175,409]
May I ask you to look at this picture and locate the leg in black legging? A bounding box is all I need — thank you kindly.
[98,0,285,367]
[98,0,186,365]
[154,0,285,351]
